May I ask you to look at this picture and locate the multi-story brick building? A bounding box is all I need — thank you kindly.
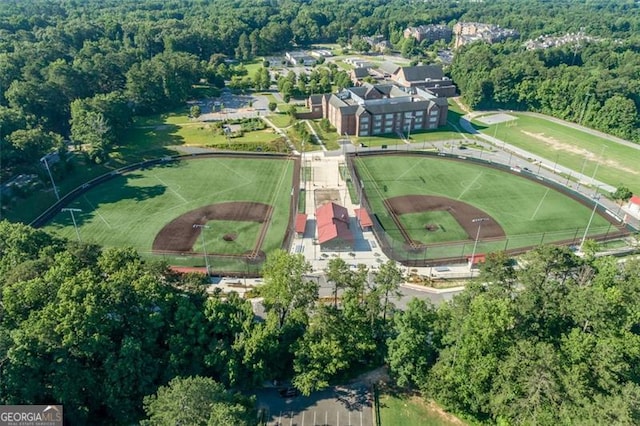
[453,22,519,49]
[403,25,453,44]
[307,82,448,137]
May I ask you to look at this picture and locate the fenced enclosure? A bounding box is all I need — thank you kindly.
[347,151,630,266]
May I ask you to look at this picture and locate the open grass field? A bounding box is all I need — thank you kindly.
[476,113,640,194]
[44,156,295,272]
[379,392,464,426]
[354,154,615,260]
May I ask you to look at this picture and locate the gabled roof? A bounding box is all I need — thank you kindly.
[354,208,373,228]
[398,65,444,82]
[352,67,370,78]
[295,213,308,234]
[316,202,353,245]
[379,62,400,75]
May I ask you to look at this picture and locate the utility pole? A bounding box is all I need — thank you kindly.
[40,155,60,200]
[469,217,489,271]
[193,224,211,276]
[579,194,600,253]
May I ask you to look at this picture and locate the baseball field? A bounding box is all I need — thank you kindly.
[44,155,296,273]
[352,153,619,261]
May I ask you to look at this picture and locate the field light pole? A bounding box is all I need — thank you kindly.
[469,217,489,271]
[406,115,414,143]
[193,224,211,276]
[589,145,608,187]
[579,194,600,253]
[40,155,60,201]
[61,208,82,242]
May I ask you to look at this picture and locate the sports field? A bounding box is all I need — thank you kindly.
[44,156,295,272]
[353,154,616,260]
[477,113,640,194]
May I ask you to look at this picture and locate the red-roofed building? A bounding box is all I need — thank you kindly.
[627,195,640,218]
[295,213,308,236]
[354,208,373,231]
[316,202,353,251]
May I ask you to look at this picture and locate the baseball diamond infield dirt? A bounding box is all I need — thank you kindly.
[152,202,272,256]
[386,195,506,246]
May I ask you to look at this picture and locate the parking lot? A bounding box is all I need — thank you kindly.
[256,385,373,426]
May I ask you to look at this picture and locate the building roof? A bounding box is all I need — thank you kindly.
[630,195,640,205]
[379,62,400,76]
[316,202,353,245]
[398,65,444,82]
[295,213,308,234]
[354,208,373,228]
[352,67,370,78]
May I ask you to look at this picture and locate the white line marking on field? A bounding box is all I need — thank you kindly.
[457,172,483,200]
[83,195,112,228]
[213,158,252,182]
[153,174,188,203]
[530,188,551,220]
[394,158,423,182]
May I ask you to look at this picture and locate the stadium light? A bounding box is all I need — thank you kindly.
[40,155,60,201]
[469,217,489,271]
[589,145,608,188]
[193,224,211,276]
[61,208,82,242]
[579,192,600,254]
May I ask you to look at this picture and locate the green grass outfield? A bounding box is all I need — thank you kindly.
[476,113,640,194]
[354,155,613,260]
[44,157,295,272]
[379,392,463,426]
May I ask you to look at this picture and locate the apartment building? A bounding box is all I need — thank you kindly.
[307,83,448,137]
[403,24,453,44]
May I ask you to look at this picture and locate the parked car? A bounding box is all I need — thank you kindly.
[279,387,299,398]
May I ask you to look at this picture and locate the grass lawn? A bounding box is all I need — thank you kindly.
[353,123,474,148]
[241,59,264,77]
[354,154,613,260]
[476,113,640,194]
[195,220,263,255]
[399,211,469,244]
[308,120,340,150]
[379,392,464,426]
[268,113,293,128]
[44,156,295,273]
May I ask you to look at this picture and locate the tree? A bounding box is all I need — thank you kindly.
[325,257,350,307]
[387,299,438,389]
[268,102,277,112]
[142,376,255,426]
[373,260,403,323]
[611,185,632,204]
[260,250,315,329]
[190,105,201,119]
[70,104,115,163]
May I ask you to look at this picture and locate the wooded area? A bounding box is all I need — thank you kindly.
[2,1,640,424]
[1,0,638,184]
[2,221,640,424]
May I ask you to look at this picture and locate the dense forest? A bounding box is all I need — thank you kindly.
[2,221,640,424]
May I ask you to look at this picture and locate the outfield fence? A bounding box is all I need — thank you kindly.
[32,152,300,276]
[347,150,632,267]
